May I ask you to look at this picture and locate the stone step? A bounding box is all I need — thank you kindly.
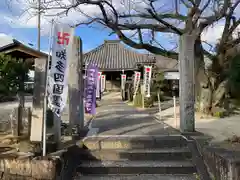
[75,174,198,180]
[77,160,196,175]
[82,135,187,150]
[80,148,192,161]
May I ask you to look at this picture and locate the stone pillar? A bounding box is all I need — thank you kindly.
[30,58,46,142]
[68,37,84,136]
[179,34,195,132]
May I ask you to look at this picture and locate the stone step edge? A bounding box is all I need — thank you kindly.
[76,174,198,179]
[79,160,195,168]
[81,147,191,154]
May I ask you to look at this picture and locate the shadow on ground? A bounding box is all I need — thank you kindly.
[92,109,179,135]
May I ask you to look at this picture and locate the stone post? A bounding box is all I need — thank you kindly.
[30,58,46,142]
[179,34,195,132]
[68,37,84,138]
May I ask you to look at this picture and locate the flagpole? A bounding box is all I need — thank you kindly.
[42,20,54,156]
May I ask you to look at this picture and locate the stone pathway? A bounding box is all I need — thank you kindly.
[88,92,179,136]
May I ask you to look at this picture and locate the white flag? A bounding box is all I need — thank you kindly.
[101,74,106,92]
[133,71,141,97]
[143,66,152,97]
[121,74,127,90]
[96,71,102,98]
[47,23,74,116]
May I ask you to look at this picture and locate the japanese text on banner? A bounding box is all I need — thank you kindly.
[85,65,98,115]
[121,74,127,90]
[133,72,141,97]
[47,24,74,116]
[143,66,152,98]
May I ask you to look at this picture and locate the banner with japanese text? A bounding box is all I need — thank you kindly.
[47,24,74,116]
[96,71,102,98]
[101,74,106,92]
[121,74,127,90]
[133,71,141,97]
[85,64,98,115]
[143,66,152,97]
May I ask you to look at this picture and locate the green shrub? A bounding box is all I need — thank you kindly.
[213,111,224,118]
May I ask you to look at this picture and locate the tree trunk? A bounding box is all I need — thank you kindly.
[197,78,228,114]
[193,36,229,114]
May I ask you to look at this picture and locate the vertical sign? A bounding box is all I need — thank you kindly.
[143,65,152,97]
[133,71,141,90]
[85,64,98,115]
[133,71,141,97]
[47,24,74,116]
[121,74,127,90]
[101,74,106,92]
[96,71,102,98]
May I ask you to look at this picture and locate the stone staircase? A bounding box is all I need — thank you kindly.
[75,135,199,179]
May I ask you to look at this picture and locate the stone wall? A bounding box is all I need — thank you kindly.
[0,156,61,180]
[203,147,240,180]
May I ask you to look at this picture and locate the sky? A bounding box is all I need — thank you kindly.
[0,0,238,54]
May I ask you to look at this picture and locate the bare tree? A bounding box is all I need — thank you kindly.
[9,0,240,113]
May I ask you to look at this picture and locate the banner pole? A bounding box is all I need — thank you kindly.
[157,92,161,120]
[42,20,54,156]
[173,96,177,128]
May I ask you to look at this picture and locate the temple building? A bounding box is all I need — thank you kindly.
[83,40,179,91]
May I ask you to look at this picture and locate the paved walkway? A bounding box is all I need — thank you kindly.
[155,105,240,143]
[87,92,179,136]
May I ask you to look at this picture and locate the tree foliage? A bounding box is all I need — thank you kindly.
[0,54,29,100]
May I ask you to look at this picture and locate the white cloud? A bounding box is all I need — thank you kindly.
[3,0,152,35]
[2,0,240,48]
[201,21,225,44]
[0,33,14,47]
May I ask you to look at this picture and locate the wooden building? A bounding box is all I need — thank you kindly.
[0,36,48,104]
[155,55,179,96]
[83,40,155,91]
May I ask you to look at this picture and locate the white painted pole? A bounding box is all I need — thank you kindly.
[173,96,177,128]
[141,85,145,109]
[42,20,54,156]
[157,92,161,120]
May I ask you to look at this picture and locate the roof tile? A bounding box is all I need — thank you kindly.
[83,40,155,71]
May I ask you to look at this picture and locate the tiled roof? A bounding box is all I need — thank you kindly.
[0,35,48,58]
[83,40,155,71]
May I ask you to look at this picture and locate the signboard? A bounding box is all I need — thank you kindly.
[47,24,74,116]
[133,71,141,90]
[84,64,98,115]
[143,66,152,97]
[164,72,180,80]
[121,74,127,90]
[133,71,141,97]
[96,71,102,98]
[101,74,106,92]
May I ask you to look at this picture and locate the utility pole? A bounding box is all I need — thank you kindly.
[37,0,41,50]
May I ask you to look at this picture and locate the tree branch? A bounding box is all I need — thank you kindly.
[147,10,183,35]
[199,0,230,32]
[119,13,187,21]
[117,23,182,33]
